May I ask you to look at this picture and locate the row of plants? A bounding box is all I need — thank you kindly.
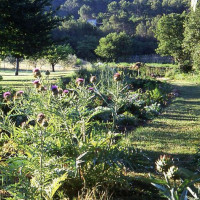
[0,65,196,199]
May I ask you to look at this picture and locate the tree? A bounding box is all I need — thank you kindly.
[59,18,102,60]
[78,4,92,20]
[60,0,79,17]
[107,1,119,14]
[183,8,200,55]
[76,35,99,60]
[155,13,186,64]
[183,7,200,69]
[0,0,59,75]
[44,44,73,72]
[95,32,133,61]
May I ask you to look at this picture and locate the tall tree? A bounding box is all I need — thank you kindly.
[155,13,186,64]
[183,7,200,55]
[0,0,59,75]
[183,7,200,68]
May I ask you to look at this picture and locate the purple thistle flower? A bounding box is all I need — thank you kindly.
[3,92,11,99]
[17,90,24,94]
[51,85,58,91]
[76,78,84,86]
[33,80,40,84]
[16,90,24,97]
[88,87,94,91]
[76,78,84,83]
[33,68,40,73]
[63,90,69,94]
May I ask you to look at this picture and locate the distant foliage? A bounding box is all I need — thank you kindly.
[53,0,190,61]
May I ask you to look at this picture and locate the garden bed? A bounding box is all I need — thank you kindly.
[1,66,198,199]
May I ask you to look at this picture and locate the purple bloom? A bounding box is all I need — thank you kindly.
[76,78,84,83]
[63,90,69,94]
[3,91,11,99]
[33,80,40,84]
[88,87,94,91]
[16,90,24,97]
[33,68,41,78]
[17,90,24,94]
[76,78,84,86]
[51,85,58,91]
[33,68,40,73]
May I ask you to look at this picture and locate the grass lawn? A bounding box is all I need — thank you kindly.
[131,80,200,169]
[0,69,75,89]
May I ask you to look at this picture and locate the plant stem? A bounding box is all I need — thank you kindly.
[40,130,44,199]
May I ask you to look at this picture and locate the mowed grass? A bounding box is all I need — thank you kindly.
[0,69,75,89]
[131,80,200,166]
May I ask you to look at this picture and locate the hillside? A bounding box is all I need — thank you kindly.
[51,0,190,61]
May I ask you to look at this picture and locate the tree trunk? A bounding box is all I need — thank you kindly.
[15,58,20,76]
[52,63,55,72]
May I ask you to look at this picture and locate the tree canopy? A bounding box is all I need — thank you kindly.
[95,32,133,61]
[155,13,186,63]
[44,44,73,72]
[0,0,59,75]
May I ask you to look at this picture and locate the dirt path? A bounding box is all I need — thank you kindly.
[131,80,200,165]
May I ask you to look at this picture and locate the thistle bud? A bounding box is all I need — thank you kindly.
[45,70,50,76]
[63,90,69,95]
[39,86,47,92]
[51,85,58,96]
[33,68,41,78]
[37,113,45,124]
[88,87,94,92]
[76,78,84,86]
[16,91,24,98]
[114,73,121,81]
[90,76,96,83]
[33,80,41,89]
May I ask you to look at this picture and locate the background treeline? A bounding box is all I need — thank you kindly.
[2,0,198,73]
[51,0,190,61]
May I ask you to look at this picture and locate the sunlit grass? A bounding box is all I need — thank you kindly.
[131,80,200,161]
[0,70,75,88]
